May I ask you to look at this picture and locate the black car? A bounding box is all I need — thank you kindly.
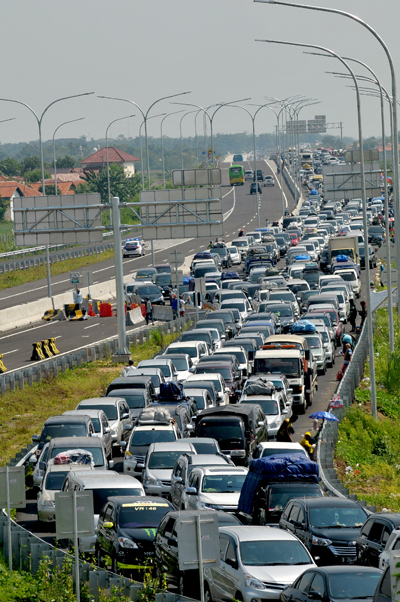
[320,248,331,273]
[356,512,400,567]
[256,169,264,181]
[195,361,242,402]
[276,236,290,256]
[210,243,232,269]
[281,566,383,602]
[250,182,262,194]
[96,495,174,575]
[152,273,172,297]
[155,509,242,596]
[260,303,295,332]
[205,309,238,338]
[359,244,378,269]
[106,376,157,402]
[368,225,385,245]
[279,497,369,565]
[133,283,165,305]
[106,388,152,421]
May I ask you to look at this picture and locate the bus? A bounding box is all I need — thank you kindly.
[229,165,245,185]
[233,153,244,162]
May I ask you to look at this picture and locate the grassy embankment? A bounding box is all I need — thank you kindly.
[0,328,179,466]
[335,308,400,510]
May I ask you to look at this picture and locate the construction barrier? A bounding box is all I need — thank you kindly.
[125,306,145,326]
[152,305,174,321]
[30,338,60,361]
[64,303,87,321]
[99,302,113,317]
[0,354,7,373]
[42,308,66,322]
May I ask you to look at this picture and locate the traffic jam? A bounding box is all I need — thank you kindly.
[27,169,393,602]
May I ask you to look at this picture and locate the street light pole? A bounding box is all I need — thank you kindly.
[256,0,400,313]
[179,110,197,170]
[105,115,135,224]
[160,110,184,189]
[0,93,94,300]
[52,118,84,192]
[257,38,378,421]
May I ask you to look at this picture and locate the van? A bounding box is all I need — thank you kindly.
[32,414,96,455]
[106,376,156,401]
[46,436,112,471]
[62,471,144,553]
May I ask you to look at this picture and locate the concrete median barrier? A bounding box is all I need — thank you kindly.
[125,306,145,326]
[31,338,60,361]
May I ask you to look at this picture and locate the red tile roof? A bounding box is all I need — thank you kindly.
[81,146,139,165]
[0,181,38,198]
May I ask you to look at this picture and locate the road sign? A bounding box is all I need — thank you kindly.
[168,250,185,266]
[70,272,80,284]
[172,168,221,186]
[382,268,398,285]
[171,270,184,285]
[0,466,26,572]
[195,277,206,294]
[208,148,213,154]
[201,162,208,169]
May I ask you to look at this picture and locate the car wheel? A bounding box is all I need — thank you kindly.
[204,583,213,602]
[179,574,185,596]
[111,552,118,574]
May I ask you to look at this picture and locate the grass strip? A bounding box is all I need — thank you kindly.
[0,328,181,466]
[0,248,116,290]
[335,308,400,511]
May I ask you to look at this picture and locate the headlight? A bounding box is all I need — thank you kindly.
[199,503,224,510]
[41,494,55,507]
[144,475,162,486]
[312,536,332,546]
[118,537,138,549]
[269,418,280,428]
[245,576,266,590]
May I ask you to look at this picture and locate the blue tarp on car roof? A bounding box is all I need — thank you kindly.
[221,271,240,281]
[238,453,319,514]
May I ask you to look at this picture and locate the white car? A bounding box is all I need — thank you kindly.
[185,373,230,405]
[334,268,361,298]
[185,465,248,511]
[75,397,132,450]
[156,353,194,382]
[244,169,254,181]
[379,528,400,570]
[220,298,252,321]
[204,526,315,602]
[254,441,307,459]
[314,325,335,367]
[123,421,181,478]
[122,239,145,257]
[227,246,241,265]
[164,341,208,366]
[142,441,196,496]
[239,395,289,439]
[302,332,327,375]
[137,358,178,382]
[264,175,274,187]
[213,345,251,378]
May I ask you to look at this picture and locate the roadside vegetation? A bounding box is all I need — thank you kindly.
[335,308,400,510]
[0,328,181,466]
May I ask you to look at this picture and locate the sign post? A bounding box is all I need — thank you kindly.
[169,250,184,331]
[0,466,26,572]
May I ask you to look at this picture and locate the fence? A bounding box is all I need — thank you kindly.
[317,320,376,509]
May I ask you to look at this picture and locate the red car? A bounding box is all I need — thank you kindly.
[288,232,299,246]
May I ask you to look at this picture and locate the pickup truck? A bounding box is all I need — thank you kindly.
[238,453,323,525]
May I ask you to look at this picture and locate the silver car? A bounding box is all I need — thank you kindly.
[63,409,112,458]
[185,466,248,511]
[142,441,196,497]
[204,526,315,602]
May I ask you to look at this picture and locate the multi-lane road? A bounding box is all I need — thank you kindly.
[0,158,295,372]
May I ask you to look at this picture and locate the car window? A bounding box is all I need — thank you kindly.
[220,535,230,561]
[288,505,300,524]
[297,508,305,524]
[368,521,385,543]
[296,572,315,592]
[393,538,400,551]
[103,503,113,524]
[225,541,237,565]
[310,573,325,597]
[382,526,391,545]
[163,517,176,539]
[380,568,392,598]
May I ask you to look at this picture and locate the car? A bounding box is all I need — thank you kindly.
[227,246,242,265]
[107,388,152,420]
[195,362,242,403]
[135,267,156,281]
[185,465,248,511]
[31,414,96,456]
[152,273,173,297]
[204,526,315,602]
[137,358,178,382]
[164,341,209,366]
[253,441,307,459]
[170,452,234,510]
[75,397,132,450]
[374,566,392,602]
[210,243,232,269]
[239,394,289,440]
[46,436,112,471]
[63,409,113,459]
[131,367,165,396]
[180,329,215,353]
[264,175,275,186]
[279,497,369,565]
[156,353,194,382]
[379,528,400,570]
[356,513,400,568]
[302,332,327,375]
[96,495,174,575]
[183,388,215,413]
[185,372,230,406]
[106,375,157,403]
[122,239,145,257]
[245,169,254,181]
[250,182,262,195]
[141,441,197,497]
[280,566,383,602]
[132,283,165,305]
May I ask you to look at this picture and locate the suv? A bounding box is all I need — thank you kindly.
[185,465,248,511]
[170,452,233,509]
[75,397,132,450]
[356,513,400,567]
[264,175,274,186]
[250,182,262,195]
[141,441,197,497]
[32,414,96,455]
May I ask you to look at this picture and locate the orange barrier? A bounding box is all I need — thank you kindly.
[99,303,113,317]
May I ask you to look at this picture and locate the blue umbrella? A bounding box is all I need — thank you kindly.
[309,411,339,422]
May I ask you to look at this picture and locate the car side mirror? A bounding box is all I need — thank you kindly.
[186,424,194,432]
[29,455,37,464]
[174,476,183,484]
[121,413,130,420]
[225,387,230,393]
[32,434,40,443]
[108,460,114,469]
[136,463,145,471]
[124,424,132,431]
[189,367,195,373]
[104,427,111,433]
[186,487,197,495]
[282,409,288,415]
[225,558,238,570]
[308,592,322,601]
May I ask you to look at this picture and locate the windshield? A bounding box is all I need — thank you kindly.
[222,301,245,312]
[41,424,87,441]
[241,398,278,415]
[201,474,246,493]
[270,486,322,511]
[339,272,356,281]
[118,501,171,528]
[79,404,117,421]
[211,247,227,256]
[156,266,171,274]
[327,573,381,600]
[302,271,320,284]
[130,429,176,450]
[369,226,383,233]
[92,488,143,514]
[196,366,232,381]
[305,336,322,349]
[136,285,161,295]
[264,305,292,317]
[262,448,306,458]
[167,346,197,359]
[108,391,146,410]
[155,274,171,284]
[148,450,193,470]
[228,247,237,254]
[197,419,244,449]
[167,357,188,371]
[183,333,210,344]
[45,472,68,490]
[254,358,300,378]
[195,266,218,277]
[51,446,104,467]
[137,270,155,278]
[309,506,366,528]
[240,540,311,566]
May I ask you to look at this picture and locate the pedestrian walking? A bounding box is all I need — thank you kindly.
[341,343,352,376]
[300,432,316,461]
[277,414,298,442]
[359,301,367,328]
[171,294,179,320]
[145,297,154,325]
[179,296,185,318]
[349,303,357,332]
[73,288,83,310]
[121,359,137,377]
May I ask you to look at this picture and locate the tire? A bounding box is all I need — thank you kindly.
[204,583,213,602]
[299,399,306,414]
[179,574,185,596]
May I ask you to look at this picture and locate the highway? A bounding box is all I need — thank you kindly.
[0,159,295,372]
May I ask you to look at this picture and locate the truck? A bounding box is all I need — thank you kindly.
[252,347,316,414]
[238,453,323,525]
[328,234,359,267]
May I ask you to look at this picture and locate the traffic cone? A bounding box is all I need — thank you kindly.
[88,302,96,317]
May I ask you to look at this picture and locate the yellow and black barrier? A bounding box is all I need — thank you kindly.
[42,309,66,322]
[0,354,7,373]
[30,338,60,361]
[64,304,87,321]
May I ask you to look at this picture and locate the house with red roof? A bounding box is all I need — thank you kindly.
[81,147,139,177]
[0,181,38,220]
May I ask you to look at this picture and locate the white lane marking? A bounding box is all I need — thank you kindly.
[0,277,71,302]
[82,335,90,338]
[0,322,52,341]
[84,323,100,329]
[2,348,18,355]
[189,249,195,252]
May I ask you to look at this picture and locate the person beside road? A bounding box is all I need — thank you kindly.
[277,414,298,442]
[359,301,367,328]
[73,289,83,310]
[171,294,178,320]
[300,432,316,461]
[145,297,154,325]
[349,303,358,333]
[342,343,352,374]
[179,296,185,318]
[238,229,244,237]
[121,359,137,377]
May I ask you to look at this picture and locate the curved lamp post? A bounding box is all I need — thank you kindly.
[105,115,135,224]
[52,117,84,192]
[160,110,184,188]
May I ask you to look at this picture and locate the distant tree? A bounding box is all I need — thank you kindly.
[81,164,141,202]
[0,158,21,177]
[38,184,61,195]
[57,155,75,169]
[22,156,41,172]
[25,168,51,183]
[0,196,8,220]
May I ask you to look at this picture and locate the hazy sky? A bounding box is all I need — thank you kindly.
[1,0,399,146]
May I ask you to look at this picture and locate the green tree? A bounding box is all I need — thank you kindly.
[25,168,51,183]
[81,164,141,202]
[0,196,8,220]
[22,155,41,172]
[38,184,61,195]
[57,155,75,169]
[0,158,21,177]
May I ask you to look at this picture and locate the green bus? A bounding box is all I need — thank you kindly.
[229,165,245,186]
